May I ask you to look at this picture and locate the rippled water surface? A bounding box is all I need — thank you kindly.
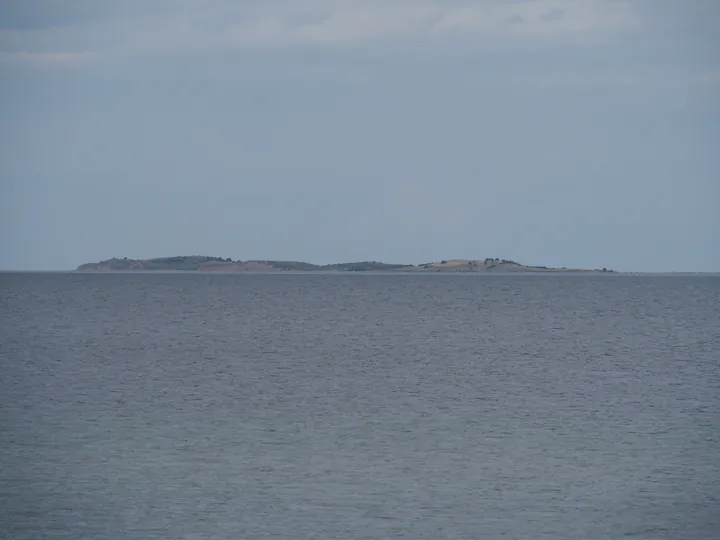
[1,273,719,539]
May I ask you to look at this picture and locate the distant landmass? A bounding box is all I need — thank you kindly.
[76,256,615,273]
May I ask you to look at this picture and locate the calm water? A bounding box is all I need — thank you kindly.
[1,273,718,539]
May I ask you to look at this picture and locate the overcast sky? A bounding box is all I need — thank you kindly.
[1,0,718,271]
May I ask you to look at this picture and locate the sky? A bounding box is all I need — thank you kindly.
[1,0,718,272]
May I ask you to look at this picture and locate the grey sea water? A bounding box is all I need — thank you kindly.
[1,273,718,539]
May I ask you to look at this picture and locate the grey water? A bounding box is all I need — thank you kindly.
[1,273,718,539]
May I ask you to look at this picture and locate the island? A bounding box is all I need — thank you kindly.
[76,256,615,273]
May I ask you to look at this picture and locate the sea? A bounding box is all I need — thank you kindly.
[1,272,718,539]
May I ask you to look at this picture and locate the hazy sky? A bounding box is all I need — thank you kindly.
[1,0,718,271]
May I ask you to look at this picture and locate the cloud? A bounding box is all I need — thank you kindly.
[0,0,638,60]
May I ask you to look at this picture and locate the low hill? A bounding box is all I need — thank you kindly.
[76,256,615,273]
[75,257,415,273]
[76,256,242,272]
[410,258,600,272]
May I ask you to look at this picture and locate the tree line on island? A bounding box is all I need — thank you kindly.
[76,255,614,273]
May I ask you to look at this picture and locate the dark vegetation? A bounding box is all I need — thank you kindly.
[143,256,234,270]
[77,255,236,271]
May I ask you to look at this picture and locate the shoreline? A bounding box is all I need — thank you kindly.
[2,269,718,276]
